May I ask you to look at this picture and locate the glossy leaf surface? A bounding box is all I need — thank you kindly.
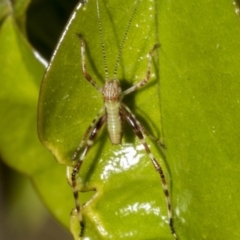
[1,0,240,239]
[39,0,240,239]
[38,0,172,239]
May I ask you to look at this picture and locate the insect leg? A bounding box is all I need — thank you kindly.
[122,43,160,96]
[123,109,177,240]
[76,33,102,92]
[122,103,165,150]
[72,107,105,160]
[71,114,106,237]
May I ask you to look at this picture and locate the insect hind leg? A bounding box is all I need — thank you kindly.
[123,108,177,239]
[71,114,106,237]
[122,103,165,150]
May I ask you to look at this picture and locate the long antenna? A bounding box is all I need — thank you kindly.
[113,0,141,79]
[96,0,109,80]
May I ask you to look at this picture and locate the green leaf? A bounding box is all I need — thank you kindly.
[159,0,240,239]
[2,0,240,239]
[0,14,72,229]
[38,0,172,239]
[38,0,240,238]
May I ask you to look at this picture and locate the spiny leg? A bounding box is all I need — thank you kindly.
[123,109,177,240]
[122,103,165,150]
[122,43,160,96]
[72,107,105,160]
[71,114,106,237]
[76,33,102,92]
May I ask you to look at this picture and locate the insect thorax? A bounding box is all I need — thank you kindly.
[102,79,122,101]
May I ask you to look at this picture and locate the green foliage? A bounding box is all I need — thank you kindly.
[0,0,72,231]
[159,1,240,239]
[1,0,240,239]
[38,0,172,239]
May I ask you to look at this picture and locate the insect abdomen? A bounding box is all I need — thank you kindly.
[105,102,122,144]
